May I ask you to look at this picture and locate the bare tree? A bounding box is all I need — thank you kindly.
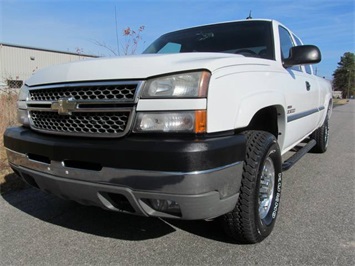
[94,6,145,56]
[93,25,145,56]
[122,26,145,55]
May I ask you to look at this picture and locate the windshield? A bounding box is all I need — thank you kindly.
[143,21,275,60]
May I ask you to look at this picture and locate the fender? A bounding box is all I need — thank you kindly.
[234,91,286,149]
[234,91,286,129]
[315,97,332,129]
[315,77,333,128]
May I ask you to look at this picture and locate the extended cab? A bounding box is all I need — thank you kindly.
[4,19,332,243]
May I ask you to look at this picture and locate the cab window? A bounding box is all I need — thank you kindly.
[279,26,301,71]
[279,26,294,60]
[292,34,313,75]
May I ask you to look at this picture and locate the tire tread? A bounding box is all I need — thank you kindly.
[222,131,280,244]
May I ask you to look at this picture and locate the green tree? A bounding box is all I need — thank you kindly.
[332,52,355,98]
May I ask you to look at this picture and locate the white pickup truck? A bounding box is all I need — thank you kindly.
[4,19,332,243]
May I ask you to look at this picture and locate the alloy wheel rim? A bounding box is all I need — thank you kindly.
[258,157,275,220]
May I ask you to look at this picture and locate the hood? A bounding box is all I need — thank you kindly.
[26,53,265,86]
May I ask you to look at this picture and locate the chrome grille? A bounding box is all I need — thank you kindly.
[26,81,142,138]
[29,84,137,101]
[30,111,130,136]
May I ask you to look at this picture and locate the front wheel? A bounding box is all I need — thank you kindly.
[222,131,282,244]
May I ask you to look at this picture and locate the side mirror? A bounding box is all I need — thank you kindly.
[283,45,321,68]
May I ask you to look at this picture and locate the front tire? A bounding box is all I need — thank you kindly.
[222,131,282,244]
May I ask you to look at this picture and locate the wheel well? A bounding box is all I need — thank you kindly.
[236,106,279,138]
[328,98,333,117]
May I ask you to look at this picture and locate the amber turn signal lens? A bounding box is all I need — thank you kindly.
[195,110,207,133]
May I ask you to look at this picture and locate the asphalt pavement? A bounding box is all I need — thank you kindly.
[1,101,354,265]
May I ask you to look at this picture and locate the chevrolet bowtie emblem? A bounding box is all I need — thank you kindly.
[51,97,77,115]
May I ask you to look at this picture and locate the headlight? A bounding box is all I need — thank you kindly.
[17,85,30,126]
[133,111,206,133]
[141,71,210,98]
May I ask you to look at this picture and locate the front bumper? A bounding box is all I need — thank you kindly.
[4,127,246,220]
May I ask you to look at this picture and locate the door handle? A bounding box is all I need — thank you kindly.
[306,81,311,91]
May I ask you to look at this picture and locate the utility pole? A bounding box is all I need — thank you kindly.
[347,69,351,99]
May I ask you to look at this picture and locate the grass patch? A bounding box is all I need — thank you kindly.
[0,87,23,193]
[0,146,27,194]
[333,98,349,106]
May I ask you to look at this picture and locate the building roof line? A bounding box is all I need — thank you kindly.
[0,42,98,58]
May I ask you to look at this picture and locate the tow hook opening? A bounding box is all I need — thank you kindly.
[100,192,136,213]
[27,153,50,164]
[63,160,102,171]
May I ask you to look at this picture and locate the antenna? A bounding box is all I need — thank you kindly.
[115,5,120,55]
[246,10,252,19]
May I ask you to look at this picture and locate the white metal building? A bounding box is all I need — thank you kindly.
[0,43,97,88]
[332,90,343,99]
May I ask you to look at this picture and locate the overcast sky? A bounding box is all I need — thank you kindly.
[1,0,354,79]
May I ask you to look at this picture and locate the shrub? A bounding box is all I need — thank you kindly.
[0,87,18,136]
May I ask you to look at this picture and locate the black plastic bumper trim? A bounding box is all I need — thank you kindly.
[4,127,246,172]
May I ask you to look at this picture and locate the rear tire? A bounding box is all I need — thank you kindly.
[222,131,282,244]
[310,116,329,153]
